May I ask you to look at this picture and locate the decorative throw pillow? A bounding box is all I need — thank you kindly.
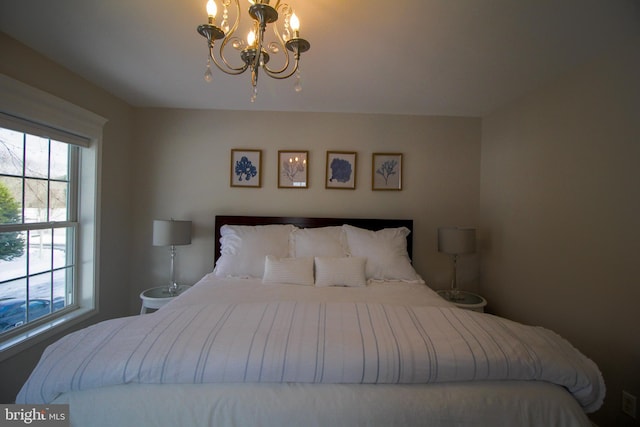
[263,256,314,286]
[314,257,367,287]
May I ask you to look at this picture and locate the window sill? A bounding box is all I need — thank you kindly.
[0,307,98,363]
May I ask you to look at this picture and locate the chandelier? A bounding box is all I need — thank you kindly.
[197,0,311,102]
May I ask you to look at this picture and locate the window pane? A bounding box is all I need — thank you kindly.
[0,302,26,332]
[0,278,27,332]
[28,229,52,275]
[0,128,24,176]
[0,276,26,301]
[53,268,71,307]
[0,231,26,281]
[0,176,23,224]
[53,227,73,269]
[49,181,68,221]
[53,295,66,313]
[50,140,69,181]
[29,272,51,300]
[24,179,48,223]
[27,294,53,323]
[24,134,49,179]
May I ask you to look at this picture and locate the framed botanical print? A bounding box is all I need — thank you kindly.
[278,150,308,188]
[372,153,402,190]
[230,149,262,188]
[326,151,357,189]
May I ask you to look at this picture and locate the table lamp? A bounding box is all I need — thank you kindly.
[153,219,192,295]
[438,227,476,300]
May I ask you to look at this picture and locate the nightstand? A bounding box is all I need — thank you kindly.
[139,285,190,314]
[437,290,487,312]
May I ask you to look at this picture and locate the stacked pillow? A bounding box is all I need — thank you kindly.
[213,224,295,278]
[342,225,422,282]
[213,223,423,286]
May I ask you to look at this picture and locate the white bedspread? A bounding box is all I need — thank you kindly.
[17,278,604,413]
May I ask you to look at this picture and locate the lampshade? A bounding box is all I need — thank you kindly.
[153,220,192,246]
[438,227,476,255]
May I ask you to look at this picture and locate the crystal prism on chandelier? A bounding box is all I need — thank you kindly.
[197,0,311,102]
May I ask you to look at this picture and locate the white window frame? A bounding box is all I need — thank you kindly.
[0,74,107,361]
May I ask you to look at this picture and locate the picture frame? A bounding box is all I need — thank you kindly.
[278,151,308,188]
[230,149,262,188]
[325,151,357,189]
[372,153,402,191]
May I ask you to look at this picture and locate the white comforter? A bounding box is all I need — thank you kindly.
[17,277,604,414]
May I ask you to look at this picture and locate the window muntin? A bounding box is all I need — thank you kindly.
[0,126,77,334]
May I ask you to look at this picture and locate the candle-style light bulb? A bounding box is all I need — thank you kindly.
[206,0,217,23]
[290,13,300,38]
[247,30,256,47]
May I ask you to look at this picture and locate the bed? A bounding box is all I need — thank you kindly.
[16,215,604,426]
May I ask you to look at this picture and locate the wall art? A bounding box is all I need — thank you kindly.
[372,152,402,190]
[278,150,308,188]
[230,149,262,188]
[326,151,357,189]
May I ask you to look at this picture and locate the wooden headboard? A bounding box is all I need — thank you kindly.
[214,215,413,263]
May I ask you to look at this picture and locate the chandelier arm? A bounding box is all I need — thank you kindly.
[209,46,248,75]
[262,51,291,75]
[214,0,249,73]
[263,58,300,80]
[268,2,291,73]
[215,41,246,73]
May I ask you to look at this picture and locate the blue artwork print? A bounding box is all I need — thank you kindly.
[329,158,352,183]
[235,156,257,182]
[376,159,398,184]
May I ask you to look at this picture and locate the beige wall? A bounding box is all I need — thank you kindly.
[0,34,134,402]
[480,37,640,426]
[128,109,482,312]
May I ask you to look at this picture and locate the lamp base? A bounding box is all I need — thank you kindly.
[446,253,464,300]
[446,288,464,301]
[168,282,180,296]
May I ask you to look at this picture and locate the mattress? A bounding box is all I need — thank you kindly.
[53,381,591,427]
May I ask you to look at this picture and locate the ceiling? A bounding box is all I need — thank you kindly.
[1,1,638,117]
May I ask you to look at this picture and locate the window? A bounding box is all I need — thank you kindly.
[0,75,106,359]
[0,126,78,334]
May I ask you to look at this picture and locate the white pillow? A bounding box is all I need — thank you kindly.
[314,257,367,287]
[342,224,422,282]
[291,226,347,258]
[263,256,314,286]
[213,224,295,278]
